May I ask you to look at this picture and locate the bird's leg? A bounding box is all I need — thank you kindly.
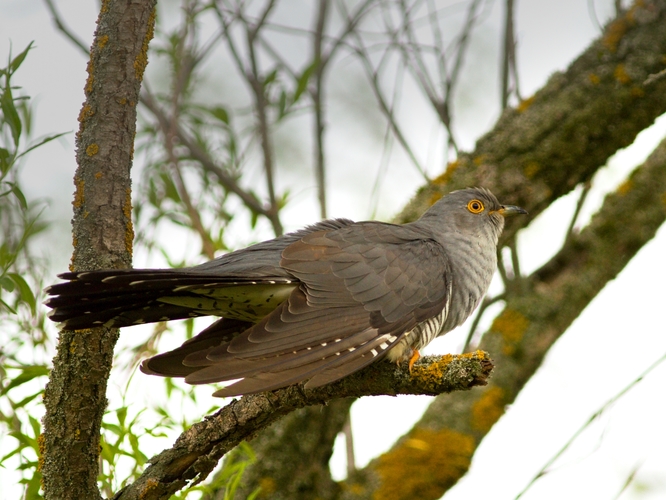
[408,350,420,372]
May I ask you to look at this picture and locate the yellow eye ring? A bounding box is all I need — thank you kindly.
[467,199,484,213]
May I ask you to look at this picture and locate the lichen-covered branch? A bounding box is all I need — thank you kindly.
[41,1,156,499]
[112,352,492,500]
[396,0,666,228]
[341,123,666,500]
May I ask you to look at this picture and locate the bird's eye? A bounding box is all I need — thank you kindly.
[467,199,484,213]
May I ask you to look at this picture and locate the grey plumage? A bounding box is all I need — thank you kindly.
[45,187,526,397]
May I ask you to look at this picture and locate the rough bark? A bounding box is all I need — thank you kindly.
[111,352,492,499]
[40,1,156,499]
[239,1,666,498]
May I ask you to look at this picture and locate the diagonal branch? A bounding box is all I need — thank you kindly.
[344,116,666,500]
[112,352,492,500]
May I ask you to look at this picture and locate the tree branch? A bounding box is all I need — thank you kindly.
[112,352,492,499]
[41,1,157,498]
[395,0,666,229]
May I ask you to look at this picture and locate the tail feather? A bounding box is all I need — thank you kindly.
[45,270,295,330]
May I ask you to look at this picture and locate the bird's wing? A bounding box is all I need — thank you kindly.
[184,223,452,396]
[45,218,355,329]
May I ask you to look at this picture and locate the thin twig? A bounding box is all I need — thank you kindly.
[349,29,429,181]
[565,181,591,244]
[141,88,280,230]
[501,0,515,109]
[312,0,329,219]
[343,414,356,476]
[42,0,90,54]
[166,5,217,259]
[462,293,505,352]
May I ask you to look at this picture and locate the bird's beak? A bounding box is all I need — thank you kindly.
[498,205,528,217]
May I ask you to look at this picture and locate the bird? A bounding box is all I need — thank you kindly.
[45,187,526,397]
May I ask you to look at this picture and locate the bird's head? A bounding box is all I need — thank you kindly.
[420,187,527,242]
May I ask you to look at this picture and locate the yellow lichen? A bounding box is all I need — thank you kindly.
[140,478,160,498]
[73,177,85,209]
[428,191,443,206]
[472,154,488,166]
[38,433,45,472]
[78,104,94,123]
[603,17,629,53]
[516,95,535,113]
[95,171,103,179]
[134,7,156,82]
[614,64,631,84]
[85,59,94,94]
[631,86,644,97]
[491,308,529,356]
[523,161,540,179]
[124,188,134,256]
[97,34,109,50]
[343,482,366,495]
[432,159,460,185]
[471,386,506,432]
[463,350,486,361]
[86,143,99,156]
[412,354,453,384]
[616,179,633,196]
[258,477,275,496]
[374,428,474,500]
[588,73,600,85]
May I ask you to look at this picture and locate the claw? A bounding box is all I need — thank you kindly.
[408,350,420,373]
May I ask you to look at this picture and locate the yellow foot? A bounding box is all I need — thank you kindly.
[408,350,420,373]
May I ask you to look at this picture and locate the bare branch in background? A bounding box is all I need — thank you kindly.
[312,0,329,218]
[42,0,89,54]
[501,0,517,108]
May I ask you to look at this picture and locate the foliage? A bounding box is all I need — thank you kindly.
[0,42,58,500]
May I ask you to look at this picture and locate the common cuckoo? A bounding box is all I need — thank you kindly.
[46,187,526,397]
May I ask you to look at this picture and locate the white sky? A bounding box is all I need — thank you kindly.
[1,1,665,499]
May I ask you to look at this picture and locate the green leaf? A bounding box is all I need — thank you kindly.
[0,275,16,292]
[263,68,278,87]
[278,90,287,119]
[0,297,17,314]
[209,106,229,124]
[9,42,34,75]
[0,147,10,175]
[293,61,317,104]
[0,365,49,395]
[8,272,36,314]
[1,85,22,147]
[9,183,27,210]
[15,132,68,161]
